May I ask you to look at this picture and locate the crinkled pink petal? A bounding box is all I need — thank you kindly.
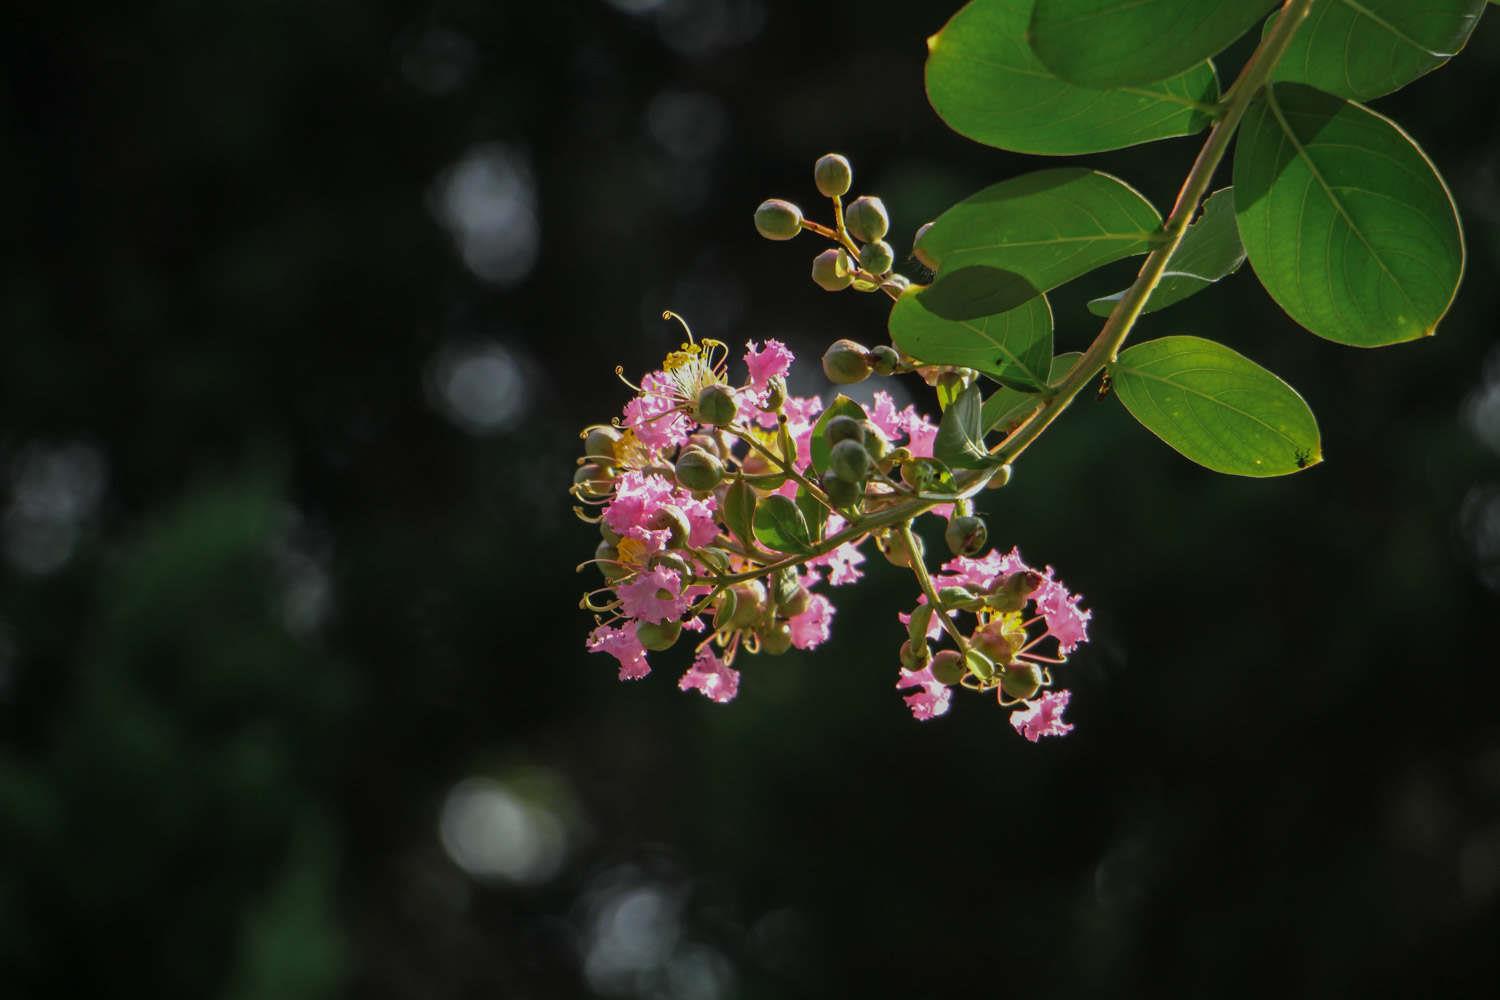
[1010,689,1074,742]
[822,542,865,585]
[586,624,651,681]
[622,371,691,451]
[904,414,938,459]
[938,546,1031,592]
[681,615,707,633]
[603,471,677,534]
[1035,574,1091,654]
[788,593,834,650]
[615,565,690,623]
[678,646,740,703]
[867,392,906,442]
[620,524,672,558]
[679,493,720,548]
[895,665,952,721]
[744,339,794,390]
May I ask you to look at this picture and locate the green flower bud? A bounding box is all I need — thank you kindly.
[829,438,871,482]
[881,529,924,569]
[822,472,862,509]
[985,463,1013,490]
[780,585,811,617]
[687,432,723,460]
[899,639,931,672]
[986,570,1044,613]
[695,383,739,426]
[675,448,725,492]
[760,621,794,655]
[825,414,865,448]
[814,153,852,198]
[646,505,692,548]
[574,462,615,501]
[811,249,854,292]
[584,424,621,462]
[822,339,872,384]
[965,648,997,682]
[869,345,900,376]
[596,541,628,582]
[944,515,988,557]
[754,198,803,240]
[636,618,682,652]
[1000,663,1044,701]
[913,221,937,270]
[728,580,767,629]
[859,240,894,276]
[930,649,965,686]
[845,195,889,243]
[763,375,787,411]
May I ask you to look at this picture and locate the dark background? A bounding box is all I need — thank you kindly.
[3,2,1499,997]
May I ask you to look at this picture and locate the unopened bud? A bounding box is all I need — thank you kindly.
[881,529,924,569]
[675,448,725,492]
[812,248,854,291]
[574,462,615,501]
[822,339,872,384]
[646,505,692,548]
[760,621,794,655]
[929,649,965,686]
[695,383,738,426]
[1000,663,1044,701]
[859,240,894,276]
[825,415,865,448]
[845,195,889,243]
[822,472,861,508]
[944,515,988,557]
[913,221,937,270]
[814,153,852,198]
[754,198,803,240]
[728,580,767,629]
[780,585,811,617]
[899,639,930,672]
[596,541,628,582]
[636,618,682,652]
[829,438,871,482]
[986,570,1044,613]
[687,432,723,460]
[584,425,621,462]
[859,422,891,461]
[869,345,900,376]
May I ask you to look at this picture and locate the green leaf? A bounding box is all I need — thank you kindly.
[1271,0,1487,101]
[925,0,1220,155]
[1088,187,1245,317]
[722,477,757,547]
[795,483,828,545]
[916,169,1162,307]
[981,353,1080,435]
[890,286,1053,391]
[1233,84,1464,347]
[809,395,867,474]
[1028,0,1276,88]
[933,383,1001,471]
[1111,335,1321,477]
[753,494,813,554]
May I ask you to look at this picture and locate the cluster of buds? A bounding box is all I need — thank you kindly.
[573,306,1090,737]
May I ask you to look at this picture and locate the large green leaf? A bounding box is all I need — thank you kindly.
[933,383,1002,471]
[1088,187,1245,317]
[925,0,1220,155]
[981,353,1081,435]
[890,287,1053,391]
[1111,335,1321,477]
[915,169,1162,310]
[808,396,867,475]
[1028,0,1276,88]
[722,476,756,547]
[1233,84,1464,347]
[795,483,828,545]
[1271,0,1486,101]
[753,494,813,554]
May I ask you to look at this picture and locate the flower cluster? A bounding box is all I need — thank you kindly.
[573,313,1090,738]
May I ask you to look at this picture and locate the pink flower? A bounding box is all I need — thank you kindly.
[603,471,677,535]
[781,394,824,459]
[586,624,651,681]
[1010,689,1074,742]
[938,547,1029,593]
[788,593,834,650]
[744,339,794,390]
[904,414,938,459]
[678,646,740,703]
[678,493,720,548]
[895,665,952,721]
[867,392,907,442]
[1035,576,1091,654]
[615,565,690,623]
[806,514,865,585]
[622,371,692,451]
[866,391,938,457]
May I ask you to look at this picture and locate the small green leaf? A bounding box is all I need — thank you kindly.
[934,383,1001,471]
[925,0,1221,155]
[1112,335,1321,477]
[1271,0,1487,101]
[1088,188,1245,317]
[917,169,1161,306]
[809,396,867,474]
[1234,84,1465,347]
[890,286,1053,391]
[722,477,757,547]
[1028,0,1276,88]
[981,353,1081,435]
[753,494,814,554]
[795,483,828,545]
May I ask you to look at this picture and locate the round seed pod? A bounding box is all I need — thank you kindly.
[825,415,865,448]
[754,198,803,240]
[780,585,811,617]
[1001,663,1044,701]
[913,221,937,270]
[636,618,682,652]
[687,432,723,459]
[814,153,852,198]
[899,639,930,672]
[859,239,895,276]
[929,649,965,686]
[880,529,924,569]
[829,438,871,482]
[583,425,621,462]
[812,248,854,292]
[760,621,794,655]
[822,339,872,384]
[675,448,724,492]
[695,383,739,426]
[822,472,862,509]
[728,580,767,629]
[574,462,615,500]
[869,345,900,376]
[944,515,988,557]
[845,195,890,243]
